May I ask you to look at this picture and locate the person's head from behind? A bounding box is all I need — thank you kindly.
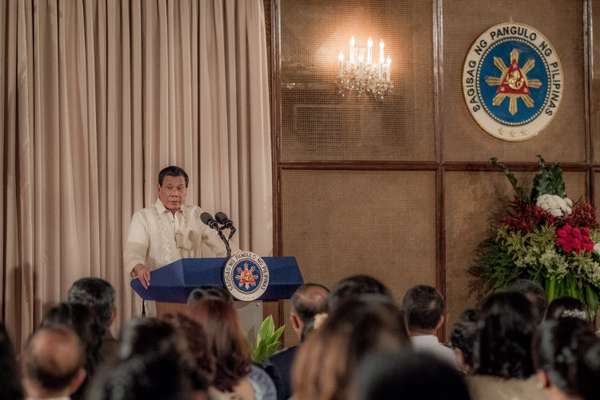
[545,296,590,323]
[187,285,233,307]
[292,297,408,400]
[577,338,600,400]
[88,353,199,400]
[0,322,24,399]
[401,284,445,335]
[509,279,547,324]
[42,302,104,375]
[67,277,116,330]
[354,350,471,400]
[22,325,86,398]
[290,283,330,341]
[162,313,216,386]
[118,318,183,361]
[450,308,480,374]
[533,317,595,400]
[328,275,393,312]
[475,291,536,379]
[158,166,189,212]
[187,298,250,393]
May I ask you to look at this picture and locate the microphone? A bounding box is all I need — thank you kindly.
[215,211,237,239]
[200,212,219,230]
[215,212,234,228]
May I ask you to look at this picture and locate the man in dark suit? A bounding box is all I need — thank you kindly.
[264,283,329,400]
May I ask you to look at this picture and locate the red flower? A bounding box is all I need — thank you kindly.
[501,199,556,233]
[555,224,594,254]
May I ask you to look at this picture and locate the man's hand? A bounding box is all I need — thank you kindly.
[131,264,151,289]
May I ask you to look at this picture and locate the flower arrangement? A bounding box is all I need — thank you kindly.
[470,156,600,318]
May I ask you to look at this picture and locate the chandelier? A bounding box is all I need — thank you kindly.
[337,36,393,101]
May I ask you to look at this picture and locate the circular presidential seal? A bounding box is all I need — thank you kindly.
[223,251,269,301]
[462,22,563,141]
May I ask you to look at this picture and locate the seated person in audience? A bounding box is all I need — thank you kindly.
[0,322,24,400]
[292,296,408,400]
[116,317,208,398]
[468,292,545,400]
[22,325,87,400]
[533,317,596,400]
[189,298,275,400]
[264,283,329,400]
[545,296,591,324]
[88,352,203,400]
[42,302,104,399]
[354,349,471,400]
[401,284,456,367]
[577,338,600,400]
[509,279,548,324]
[67,277,118,362]
[450,309,480,375]
[187,285,234,305]
[327,274,393,312]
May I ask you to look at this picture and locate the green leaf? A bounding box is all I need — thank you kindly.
[250,316,286,365]
[530,155,566,200]
[490,157,529,202]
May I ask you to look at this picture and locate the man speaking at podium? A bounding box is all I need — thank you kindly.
[124,166,230,293]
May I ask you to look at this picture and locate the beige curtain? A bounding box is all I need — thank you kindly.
[0,0,272,348]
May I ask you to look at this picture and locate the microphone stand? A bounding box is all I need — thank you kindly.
[217,228,232,259]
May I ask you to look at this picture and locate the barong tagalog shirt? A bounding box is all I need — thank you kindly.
[124,199,229,274]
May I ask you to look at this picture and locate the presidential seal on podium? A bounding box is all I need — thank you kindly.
[223,251,270,301]
[463,22,562,141]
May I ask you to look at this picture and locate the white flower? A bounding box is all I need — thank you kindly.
[594,242,600,255]
[536,194,573,217]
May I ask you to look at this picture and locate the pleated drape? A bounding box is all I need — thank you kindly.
[0,0,272,347]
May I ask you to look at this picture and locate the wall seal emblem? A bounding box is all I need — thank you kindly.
[462,22,562,141]
[223,251,269,301]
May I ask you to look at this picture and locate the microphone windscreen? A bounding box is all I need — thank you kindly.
[215,212,229,224]
[200,212,214,226]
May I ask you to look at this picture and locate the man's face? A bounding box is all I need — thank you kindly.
[158,175,187,211]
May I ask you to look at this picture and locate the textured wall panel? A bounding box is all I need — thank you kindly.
[592,1,600,163]
[443,0,585,162]
[445,171,587,332]
[281,170,437,300]
[279,0,435,161]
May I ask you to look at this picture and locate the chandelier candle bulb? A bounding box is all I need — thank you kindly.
[349,36,356,64]
[338,52,344,78]
[367,37,373,64]
[386,56,392,82]
[379,40,385,64]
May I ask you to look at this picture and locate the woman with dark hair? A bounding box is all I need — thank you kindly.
[117,317,208,397]
[468,291,545,400]
[545,297,590,323]
[0,322,24,399]
[292,297,408,400]
[533,317,596,400]
[450,309,480,375]
[188,298,257,399]
[42,302,105,399]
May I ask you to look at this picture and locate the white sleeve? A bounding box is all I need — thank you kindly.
[124,211,149,273]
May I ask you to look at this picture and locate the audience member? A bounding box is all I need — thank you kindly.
[450,308,480,374]
[469,291,544,400]
[88,352,199,400]
[188,298,257,400]
[327,274,393,312]
[42,302,104,399]
[533,317,596,400]
[0,322,24,399]
[545,296,590,323]
[509,279,548,324]
[187,285,233,305]
[401,284,456,367]
[67,277,118,361]
[22,325,86,399]
[354,349,471,400]
[264,283,329,400]
[577,338,600,400]
[292,296,408,400]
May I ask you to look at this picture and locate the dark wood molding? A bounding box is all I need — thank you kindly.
[585,0,595,202]
[433,0,446,339]
[280,161,439,171]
